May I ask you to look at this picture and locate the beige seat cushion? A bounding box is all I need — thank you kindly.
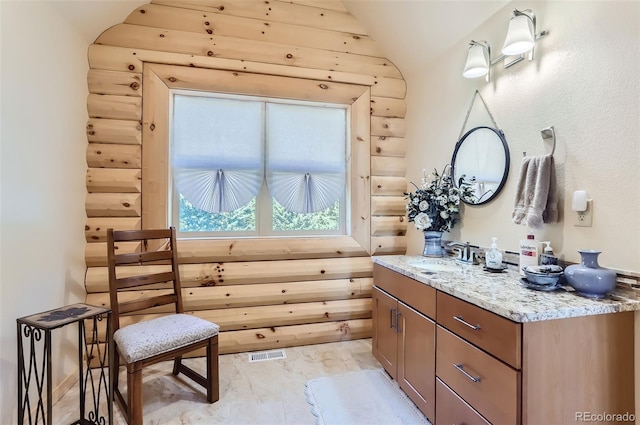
[114,314,219,363]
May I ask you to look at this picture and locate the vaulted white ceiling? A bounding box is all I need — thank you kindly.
[49,0,508,77]
[343,1,509,73]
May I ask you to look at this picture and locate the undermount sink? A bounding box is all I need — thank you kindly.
[406,259,461,273]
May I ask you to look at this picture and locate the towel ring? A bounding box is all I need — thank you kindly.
[541,126,556,156]
[523,126,556,157]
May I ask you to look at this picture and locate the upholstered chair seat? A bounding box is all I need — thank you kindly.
[114,315,220,364]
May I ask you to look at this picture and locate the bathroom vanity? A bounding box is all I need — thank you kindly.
[372,256,639,425]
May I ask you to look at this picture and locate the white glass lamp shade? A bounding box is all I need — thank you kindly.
[502,14,535,55]
[462,43,489,78]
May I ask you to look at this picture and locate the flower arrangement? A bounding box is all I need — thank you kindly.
[405,166,475,233]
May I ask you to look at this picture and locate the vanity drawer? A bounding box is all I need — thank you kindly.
[374,264,436,319]
[437,291,521,368]
[436,378,490,425]
[436,326,520,425]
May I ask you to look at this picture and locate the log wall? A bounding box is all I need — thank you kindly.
[85,0,407,355]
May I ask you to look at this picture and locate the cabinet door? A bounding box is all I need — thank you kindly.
[372,287,398,378]
[397,301,436,421]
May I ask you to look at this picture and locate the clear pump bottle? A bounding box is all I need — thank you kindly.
[485,237,503,269]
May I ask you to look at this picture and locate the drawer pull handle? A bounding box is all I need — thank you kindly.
[453,363,481,383]
[390,308,396,329]
[453,315,481,330]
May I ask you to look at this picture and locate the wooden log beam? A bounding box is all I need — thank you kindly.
[85,193,141,217]
[371,116,406,137]
[87,69,142,96]
[96,24,401,79]
[85,256,373,293]
[108,298,371,332]
[371,216,407,237]
[87,94,141,121]
[371,156,406,177]
[85,241,142,267]
[151,0,368,34]
[85,217,141,242]
[86,278,373,312]
[87,45,406,99]
[86,118,141,145]
[371,136,406,157]
[85,236,369,267]
[370,96,406,118]
[371,176,407,196]
[371,196,406,216]
[215,318,373,354]
[371,236,407,256]
[125,4,382,57]
[86,168,141,193]
[86,143,141,169]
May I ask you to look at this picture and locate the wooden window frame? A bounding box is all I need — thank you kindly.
[142,63,371,258]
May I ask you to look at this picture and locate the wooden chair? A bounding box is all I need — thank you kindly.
[107,227,219,425]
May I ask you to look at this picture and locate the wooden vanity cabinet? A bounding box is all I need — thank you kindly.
[373,264,635,425]
[372,265,436,421]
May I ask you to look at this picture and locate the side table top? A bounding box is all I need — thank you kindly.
[17,303,110,330]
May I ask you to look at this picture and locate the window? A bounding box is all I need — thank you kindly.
[170,91,348,238]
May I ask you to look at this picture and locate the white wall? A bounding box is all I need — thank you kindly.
[0,2,89,422]
[403,1,640,274]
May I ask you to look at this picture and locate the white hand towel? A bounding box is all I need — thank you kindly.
[512,154,557,229]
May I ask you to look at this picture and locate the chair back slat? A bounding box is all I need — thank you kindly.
[107,227,184,332]
[111,229,172,241]
[115,271,177,290]
[118,294,179,315]
[115,250,173,265]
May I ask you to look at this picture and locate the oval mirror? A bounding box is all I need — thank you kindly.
[451,126,510,205]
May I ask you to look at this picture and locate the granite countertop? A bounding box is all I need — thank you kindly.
[372,255,640,323]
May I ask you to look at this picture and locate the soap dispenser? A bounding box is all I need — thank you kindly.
[485,237,503,270]
[540,241,559,265]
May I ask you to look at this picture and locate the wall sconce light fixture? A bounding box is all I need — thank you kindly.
[463,8,548,82]
[502,9,537,58]
[462,41,491,81]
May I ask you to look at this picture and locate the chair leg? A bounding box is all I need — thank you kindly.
[207,337,220,403]
[127,362,144,425]
[112,349,120,401]
[172,355,182,376]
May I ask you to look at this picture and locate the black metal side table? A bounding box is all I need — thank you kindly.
[17,303,113,425]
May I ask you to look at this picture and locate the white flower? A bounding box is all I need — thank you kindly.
[414,212,432,230]
[440,211,449,219]
[412,197,420,206]
[419,200,429,211]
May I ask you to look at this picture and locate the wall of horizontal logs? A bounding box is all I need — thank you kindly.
[85,0,407,355]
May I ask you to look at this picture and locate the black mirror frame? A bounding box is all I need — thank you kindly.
[451,126,510,206]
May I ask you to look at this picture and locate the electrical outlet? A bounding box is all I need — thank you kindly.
[574,200,593,227]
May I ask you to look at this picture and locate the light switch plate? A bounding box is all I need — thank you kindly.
[574,200,593,227]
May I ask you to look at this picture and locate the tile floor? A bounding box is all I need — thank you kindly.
[54,339,379,424]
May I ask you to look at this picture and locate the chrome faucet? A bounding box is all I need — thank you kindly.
[448,242,477,265]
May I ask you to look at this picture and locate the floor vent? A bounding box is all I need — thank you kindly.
[248,349,287,363]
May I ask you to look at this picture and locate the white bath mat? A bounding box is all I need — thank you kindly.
[305,368,431,425]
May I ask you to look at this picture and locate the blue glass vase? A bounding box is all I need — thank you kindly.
[422,231,444,257]
[565,250,617,298]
